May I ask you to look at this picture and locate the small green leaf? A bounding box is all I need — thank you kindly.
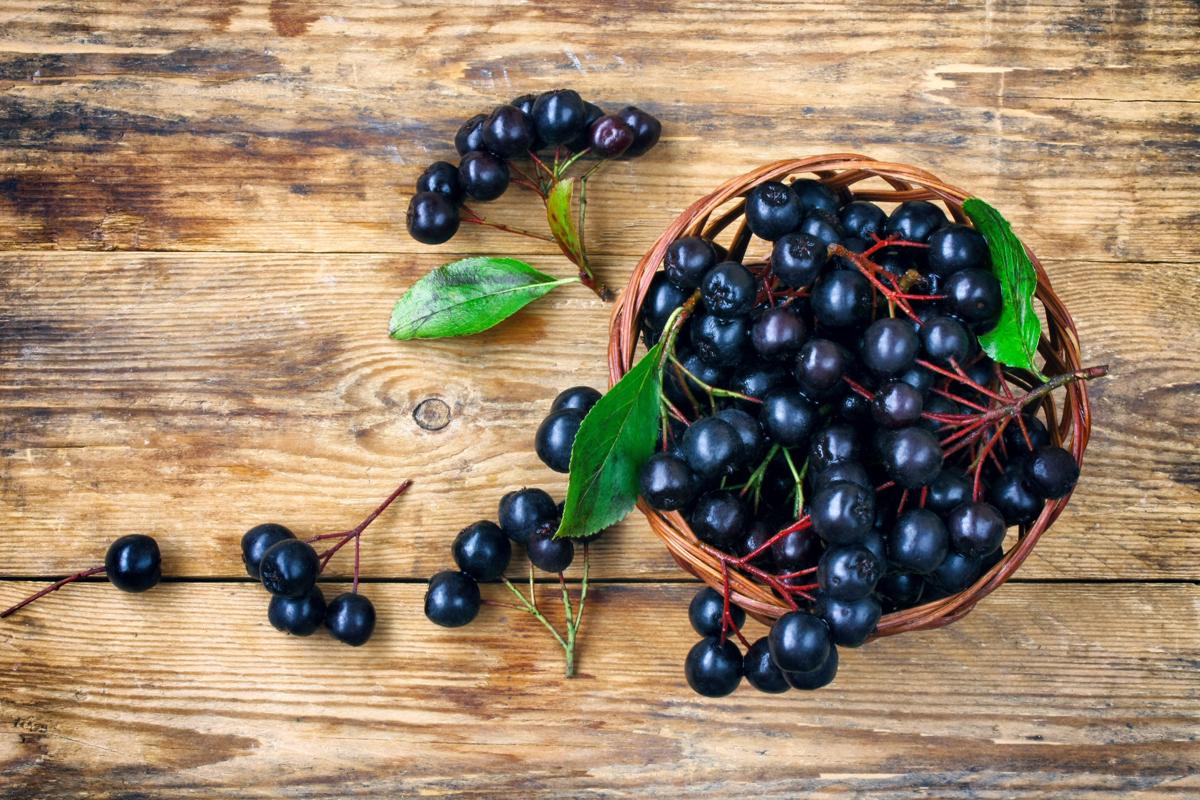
[556,342,665,539]
[389,257,575,340]
[546,178,585,264]
[963,197,1046,378]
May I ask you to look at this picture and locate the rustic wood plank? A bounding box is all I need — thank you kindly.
[0,582,1196,798]
[1,251,1196,580]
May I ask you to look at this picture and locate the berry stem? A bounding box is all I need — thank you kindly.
[558,572,577,678]
[667,355,762,405]
[459,210,557,243]
[501,577,569,651]
[1,565,106,619]
[316,479,413,574]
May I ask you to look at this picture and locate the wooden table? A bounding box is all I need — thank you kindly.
[2,2,1198,797]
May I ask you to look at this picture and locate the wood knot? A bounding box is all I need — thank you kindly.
[413,398,452,431]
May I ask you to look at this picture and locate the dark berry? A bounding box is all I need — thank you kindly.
[889,509,949,574]
[729,363,788,400]
[690,313,747,366]
[818,545,882,601]
[929,550,981,593]
[259,539,319,598]
[798,210,842,249]
[689,491,746,548]
[771,528,822,572]
[454,113,486,156]
[783,643,839,689]
[681,416,744,480]
[808,424,860,472]
[926,469,969,514]
[241,523,295,580]
[760,388,818,447]
[791,178,839,214]
[510,93,538,118]
[885,200,946,243]
[1024,446,1080,500]
[416,161,464,206]
[898,364,935,397]
[535,409,583,473]
[795,338,848,395]
[810,461,872,495]
[688,587,746,637]
[424,570,481,628]
[685,636,743,697]
[664,352,728,408]
[640,453,698,511]
[701,261,757,319]
[839,200,886,240]
[810,481,876,544]
[881,427,944,489]
[745,181,802,241]
[927,224,990,276]
[716,408,765,462]
[565,101,605,152]
[406,191,459,245]
[768,611,831,673]
[751,307,806,360]
[771,232,826,288]
[861,318,920,376]
[812,270,873,328]
[818,595,881,647]
[551,385,601,414]
[268,586,326,636]
[861,527,888,567]
[947,501,1007,556]
[944,268,1003,326]
[481,104,534,158]
[990,470,1044,525]
[1003,414,1050,457]
[532,89,586,145]
[743,636,790,693]
[498,488,558,544]
[872,381,924,428]
[325,592,375,646]
[737,521,778,570]
[104,534,162,593]
[640,272,688,345]
[452,521,512,581]
[458,151,509,202]
[615,106,661,157]
[527,525,574,572]
[836,391,872,425]
[588,114,635,158]
[877,571,925,609]
[665,236,717,291]
[920,314,972,366]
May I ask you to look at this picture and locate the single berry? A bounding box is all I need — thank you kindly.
[944,268,1003,326]
[510,93,538,118]
[268,586,327,637]
[947,501,1007,556]
[588,114,635,158]
[738,520,779,569]
[640,453,699,511]
[681,416,744,480]
[771,528,822,572]
[550,385,601,414]
[818,545,882,601]
[812,270,873,328]
[664,351,729,408]
[881,426,944,489]
[818,594,881,647]
[241,523,295,580]
[885,200,947,243]
[532,89,587,145]
[690,313,748,366]
[700,261,757,319]
[424,570,481,628]
[665,236,717,290]
[326,592,376,646]
[640,272,688,345]
[728,363,788,401]
[105,534,162,593]
[689,491,746,549]
[406,191,460,245]
[452,521,512,581]
[898,364,935,396]
[861,317,920,376]
[929,550,981,593]
[527,525,574,573]
[745,181,802,241]
[795,338,849,395]
[454,113,487,156]
[920,314,972,366]
[990,470,1044,525]
[791,178,840,214]
[751,307,806,360]
[760,388,818,447]
[798,210,842,249]
[716,408,765,462]
[535,408,583,473]
[839,200,887,240]
[1024,446,1080,500]
[498,488,558,544]
[1002,414,1050,457]
[416,161,464,206]
[457,151,510,202]
[927,224,990,276]
[768,611,831,673]
[926,469,969,514]
[836,391,872,426]
[481,104,534,158]
[684,636,743,697]
[808,424,860,472]
[889,509,949,574]
[688,587,746,637]
[771,231,827,288]
[810,480,876,544]
[615,106,661,157]
[259,538,320,598]
[743,636,790,693]
[877,571,925,609]
[783,644,839,690]
[810,461,872,495]
[872,381,924,429]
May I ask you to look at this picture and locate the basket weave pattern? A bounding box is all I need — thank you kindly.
[609,154,1093,636]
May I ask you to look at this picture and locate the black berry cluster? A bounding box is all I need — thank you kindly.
[407,89,662,245]
[637,181,1084,696]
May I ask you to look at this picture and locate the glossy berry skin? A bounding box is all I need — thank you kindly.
[458,151,510,202]
[812,270,873,328]
[640,272,688,345]
[527,526,574,573]
[810,461,872,495]
[837,390,872,426]
[535,409,583,473]
[745,181,802,241]
[885,200,946,243]
[872,381,924,429]
[898,364,935,397]
[416,161,464,206]
[889,509,949,574]
[839,200,887,240]
[665,237,717,290]
[811,480,876,545]
[688,587,746,637]
[268,586,326,636]
[689,491,746,549]
[454,113,487,156]
[510,93,538,118]
[531,89,587,145]
[795,338,848,395]
[588,114,635,158]
[881,426,944,489]
[944,268,1003,325]
[990,470,1044,525]
[701,262,757,319]
[615,106,662,157]
[818,545,882,601]
[1003,414,1050,457]
[920,314,972,366]
[452,521,512,581]
[784,644,839,690]
[743,637,790,693]
[565,101,604,152]
[424,570,481,628]
[640,453,699,511]
[760,388,818,447]
[729,364,788,401]
[498,488,558,544]
[1024,446,1080,499]
[771,232,827,289]
[930,550,981,594]
[769,611,831,673]
[241,523,295,580]
[259,539,320,598]
[105,534,162,593]
[751,307,806,360]
[406,191,460,245]
[926,469,970,514]
[691,313,747,366]
[681,416,743,480]
[325,592,375,646]
[771,528,822,572]
[861,318,920,376]
[877,571,925,609]
[685,636,743,697]
[808,424,860,472]
[716,408,765,462]
[947,501,1007,556]
[665,352,729,408]
[737,521,778,570]
[481,104,534,158]
[798,210,842,249]
[818,595,881,647]
[550,385,601,414]
[791,178,839,214]
[927,224,990,276]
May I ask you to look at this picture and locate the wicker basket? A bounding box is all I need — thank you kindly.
[609,154,1094,637]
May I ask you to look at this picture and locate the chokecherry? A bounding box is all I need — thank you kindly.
[406,191,460,245]
[880,426,944,489]
[615,106,662,157]
[810,480,876,544]
[424,570,482,628]
[888,509,949,574]
[681,416,744,480]
[526,525,575,573]
[818,544,882,601]
[743,636,790,693]
[241,523,294,580]
[760,388,818,447]
[550,385,601,414]
[751,306,806,360]
[532,89,587,145]
[812,269,873,328]
[927,224,990,276]
[689,491,747,548]
[688,586,746,637]
[1024,446,1080,499]
[768,610,831,673]
[260,538,320,598]
[640,453,700,511]
[458,151,510,202]
[665,236,718,291]
[326,592,376,646]
[416,161,464,206]
[268,586,326,637]
[947,501,1007,556]
[861,317,920,376]
[701,261,757,319]
[452,521,512,582]
[818,594,881,647]
[685,636,744,697]
[783,643,839,690]
[535,408,584,473]
[745,181,802,241]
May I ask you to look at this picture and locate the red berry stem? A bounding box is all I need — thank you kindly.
[459,207,557,243]
[1,565,107,619]
[315,479,413,575]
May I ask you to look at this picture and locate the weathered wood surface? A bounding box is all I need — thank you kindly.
[1,1,1198,797]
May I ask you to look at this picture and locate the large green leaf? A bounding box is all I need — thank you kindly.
[963,197,1046,378]
[389,257,575,340]
[555,342,664,539]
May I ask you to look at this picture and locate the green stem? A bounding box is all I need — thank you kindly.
[740,443,782,509]
[781,448,809,518]
[556,147,592,178]
[502,577,568,651]
[559,572,576,678]
[668,355,761,405]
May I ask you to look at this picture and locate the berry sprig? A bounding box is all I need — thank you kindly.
[241,479,412,646]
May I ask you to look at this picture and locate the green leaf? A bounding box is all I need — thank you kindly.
[546,178,584,264]
[388,257,575,340]
[556,342,664,539]
[963,197,1046,378]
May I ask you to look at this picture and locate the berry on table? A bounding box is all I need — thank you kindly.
[615,106,662,157]
[268,586,326,637]
[550,385,602,414]
[532,89,587,145]
[743,636,790,693]
[535,408,584,473]
[424,570,482,628]
[454,113,487,155]
[416,161,464,206]
[498,488,559,545]
[458,151,510,202]
[685,636,744,697]
[588,114,635,158]
[407,191,460,245]
[326,592,376,646]
[768,610,831,673]
[452,521,512,581]
[527,525,575,573]
[259,538,320,598]
[241,523,294,580]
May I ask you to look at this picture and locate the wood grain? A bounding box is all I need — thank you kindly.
[0,582,1197,799]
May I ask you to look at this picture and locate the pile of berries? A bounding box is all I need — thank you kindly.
[637,180,1084,696]
[407,89,661,245]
